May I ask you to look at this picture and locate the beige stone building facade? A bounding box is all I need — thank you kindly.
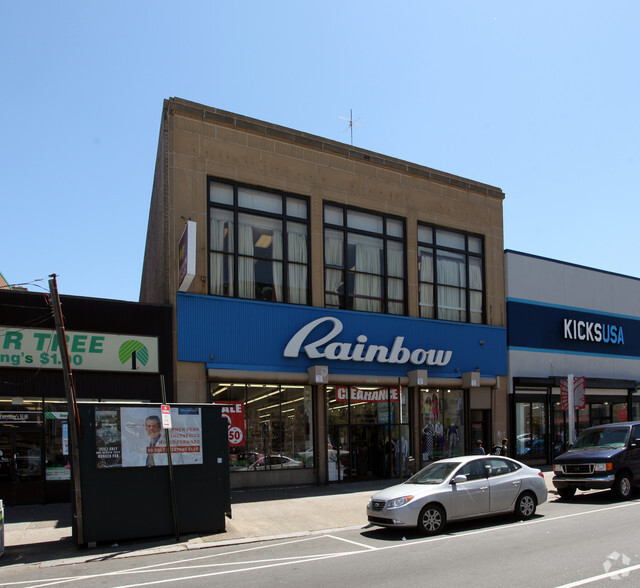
[141,97,507,487]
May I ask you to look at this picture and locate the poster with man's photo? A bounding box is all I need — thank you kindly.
[95,406,203,468]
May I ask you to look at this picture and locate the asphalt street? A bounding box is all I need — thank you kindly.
[4,490,640,588]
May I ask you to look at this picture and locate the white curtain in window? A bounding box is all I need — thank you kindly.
[418,253,434,317]
[272,228,283,302]
[289,231,307,263]
[354,243,381,311]
[419,253,433,282]
[387,247,404,314]
[325,236,343,305]
[288,231,307,304]
[437,255,465,320]
[469,259,483,290]
[469,258,483,322]
[438,255,464,286]
[210,219,228,295]
[239,223,255,298]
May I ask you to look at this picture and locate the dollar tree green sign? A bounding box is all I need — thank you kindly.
[118,340,150,367]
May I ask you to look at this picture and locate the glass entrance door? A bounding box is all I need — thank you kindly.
[0,429,44,505]
[327,385,410,482]
[350,424,389,478]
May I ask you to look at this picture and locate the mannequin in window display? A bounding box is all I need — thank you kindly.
[423,393,432,421]
[435,421,444,456]
[448,422,460,455]
[443,420,449,457]
[421,421,435,460]
[396,436,409,476]
[421,391,433,461]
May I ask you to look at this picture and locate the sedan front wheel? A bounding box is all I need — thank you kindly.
[417,503,445,536]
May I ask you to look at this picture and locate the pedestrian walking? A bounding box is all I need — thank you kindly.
[472,439,485,455]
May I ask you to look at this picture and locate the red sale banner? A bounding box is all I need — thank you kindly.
[213,402,246,446]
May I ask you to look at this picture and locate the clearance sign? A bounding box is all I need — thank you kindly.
[0,326,159,373]
[335,386,400,403]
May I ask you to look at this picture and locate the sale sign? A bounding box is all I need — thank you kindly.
[213,402,245,446]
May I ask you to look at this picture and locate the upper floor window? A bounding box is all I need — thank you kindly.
[324,204,405,315]
[208,179,309,305]
[417,225,484,323]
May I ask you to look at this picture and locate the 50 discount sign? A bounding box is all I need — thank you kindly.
[214,402,245,446]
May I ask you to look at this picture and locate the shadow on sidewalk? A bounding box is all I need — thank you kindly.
[229,478,399,504]
[3,503,72,526]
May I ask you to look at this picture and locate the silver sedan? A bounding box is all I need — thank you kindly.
[367,455,547,535]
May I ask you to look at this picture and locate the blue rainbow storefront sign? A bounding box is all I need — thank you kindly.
[177,293,506,378]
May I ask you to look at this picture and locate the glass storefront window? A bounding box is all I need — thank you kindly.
[0,400,43,426]
[576,406,589,436]
[280,385,312,464]
[328,386,408,425]
[515,401,547,460]
[612,402,628,422]
[44,401,70,481]
[528,393,634,463]
[327,386,348,426]
[591,403,611,426]
[552,403,568,457]
[420,388,464,465]
[210,383,313,472]
[0,399,44,498]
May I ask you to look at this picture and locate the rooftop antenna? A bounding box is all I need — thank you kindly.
[338,109,361,146]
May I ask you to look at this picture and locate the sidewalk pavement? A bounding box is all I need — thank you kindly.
[1,468,557,570]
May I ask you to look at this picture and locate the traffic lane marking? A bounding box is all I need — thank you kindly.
[555,564,640,587]
[0,536,355,588]
[7,500,640,588]
[324,534,377,550]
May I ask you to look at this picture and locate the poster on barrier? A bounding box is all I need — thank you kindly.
[95,406,203,468]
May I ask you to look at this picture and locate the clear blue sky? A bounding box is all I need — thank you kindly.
[2,1,639,301]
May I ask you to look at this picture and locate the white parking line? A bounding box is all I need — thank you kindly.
[324,535,377,550]
[555,563,640,587]
[9,501,640,588]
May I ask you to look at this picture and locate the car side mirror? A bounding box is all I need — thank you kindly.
[451,475,467,485]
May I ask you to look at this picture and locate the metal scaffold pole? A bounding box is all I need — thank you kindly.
[48,274,84,545]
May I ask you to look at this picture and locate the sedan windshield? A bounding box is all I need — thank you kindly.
[571,428,629,450]
[406,461,460,484]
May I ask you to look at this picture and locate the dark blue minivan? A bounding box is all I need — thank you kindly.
[553,422,640,500]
